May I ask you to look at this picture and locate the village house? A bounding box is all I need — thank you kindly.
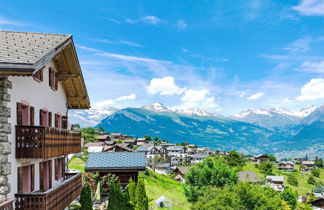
[110,132,123,140]
[191,153,209,164]
[166,146,185,153]
[278,161,295,171]
[250,154,270,163]
[154,163,171,174]
[174,166,189,183]
[85,152,146,186]
[135,145,150,154]
[96,135,111,142]
[105,140,116,146]
[266,176,285,191]
[0,31,90,209]
[124,138,137,146]
[301,160,316,171]
[136,137,148,145]
[170,153,190,166]
[102,143,133,152]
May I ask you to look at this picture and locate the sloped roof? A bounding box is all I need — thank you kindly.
[176,166,189,175]
[301,160,315,165]
[85,152,146,170]
[0,31,90,109]
[84,142,105,147]
[193,153,208,159]
[166,146,184,151]
[266,176,284,182]
[135,146,149,152]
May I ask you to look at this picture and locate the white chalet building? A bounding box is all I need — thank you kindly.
[0,31,90,209]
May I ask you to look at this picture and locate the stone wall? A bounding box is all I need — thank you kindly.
[0,76,11,203]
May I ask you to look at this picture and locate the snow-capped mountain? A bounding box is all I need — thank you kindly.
[142,102,218,117]
[232,106,315,129]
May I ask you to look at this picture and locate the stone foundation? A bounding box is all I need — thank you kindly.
[0,76,11,203]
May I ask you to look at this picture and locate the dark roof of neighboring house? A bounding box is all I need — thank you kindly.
[102,144,132,152]
[137,138,146,141]
[124,139,136,143]
[105,141,115,145]
[255,154,269,159]
[176,166,189,175]
[0,31,90,109]
[238,171,261,183]
[84,142,105,147]
[97,135,110,140]
[85,152,146,171]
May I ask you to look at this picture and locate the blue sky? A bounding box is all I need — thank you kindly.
[1,0,324,115]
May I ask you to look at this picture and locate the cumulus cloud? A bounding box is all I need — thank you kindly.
[247,92,264,100]
[177,19,187,29]
[298,61,324,73]
[292,0,324,16]
[296,78,324,100]
[180,89,219,110]
[147,77,186,95]
[94,93,137,108]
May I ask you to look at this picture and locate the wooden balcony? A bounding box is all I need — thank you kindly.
[0,198,15,210]
[16,126,81,158]
[15,173,82,210]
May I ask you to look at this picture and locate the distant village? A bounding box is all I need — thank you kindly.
[82,130,324,209]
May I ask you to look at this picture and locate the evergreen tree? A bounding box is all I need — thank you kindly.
[127,178,137,207]
[281,187,297,209]
[80,184,93,210]
[108,182,129,210]
[135,179,148,210]
[307,176,316,185]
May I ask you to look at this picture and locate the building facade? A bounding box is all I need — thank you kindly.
[0,31,90,209]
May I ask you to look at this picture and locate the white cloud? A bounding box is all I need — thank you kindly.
[180,89,219,110]
[126,16,162,25]
[283,98,293,103]
[247,92,264,100]
[298,61,324,73]
[92,39,144,47]
[296,78,324,100]
[177,19,187,29]
[94,93,137,108]
[147,77,186,95]
[292,0,324,16]
[283,37,312,52]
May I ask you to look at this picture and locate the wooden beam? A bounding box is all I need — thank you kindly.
[58,73,79,81]
[67,96,86,103]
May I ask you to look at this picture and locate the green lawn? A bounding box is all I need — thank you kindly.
[139,170,191,210]
[68,156,86,172]
[241,162,324,195]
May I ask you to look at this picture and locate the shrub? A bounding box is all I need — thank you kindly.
[224,150,246,169]
[308,176,316,185]
[281,187,297,209]
[80,184,93,210]
[108,182,130,210]
[127,178,137,207]
[311,169,320,178]
[83,172,118,195]
[259,161,274,175]
[287,175,299,186]
[135,179,148,210]
[184,156,238,202]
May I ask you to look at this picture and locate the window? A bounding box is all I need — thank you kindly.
[49,67,58,91]
[55,158,65,180]
[33,69,43,82]
[17,102,34,126]
[39,160,52,191]
[17,164,34,193]
[55,114,62,128]
[40,110,49,126]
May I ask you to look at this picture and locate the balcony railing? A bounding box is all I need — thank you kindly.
[15,173,82,210]
[0,198,15,210]
[16,126,81,158]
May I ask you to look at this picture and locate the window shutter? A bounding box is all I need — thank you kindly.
[17,102,23,125]
[39,162,44,191]
[48,112,52,127]
[39,110,43,126]
[55,159,58,180]
[17,166,24,193]
[31,164,35,192]
[49,68,52,88]
[40,69,43,81]
[62,116,68,129]
[61,158,65,178]
[49,160,52,189]
[55,114,58,128]
[30,106,34,126]
[54,72,58,90]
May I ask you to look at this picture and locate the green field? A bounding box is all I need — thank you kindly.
[68,156,86,172]
[139,170,191,210]
[242,162,324,195]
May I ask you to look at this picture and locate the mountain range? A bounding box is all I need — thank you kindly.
[70,103,324,158]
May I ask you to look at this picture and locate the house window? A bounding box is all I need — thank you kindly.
[33,69,43,82]
[17,164,34,193]
[17,102,34,126]
[55,114,62,128]
[40,110,49,126]
[55,157,65,180]
[49,67,58,91]
[39,160,52,191]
